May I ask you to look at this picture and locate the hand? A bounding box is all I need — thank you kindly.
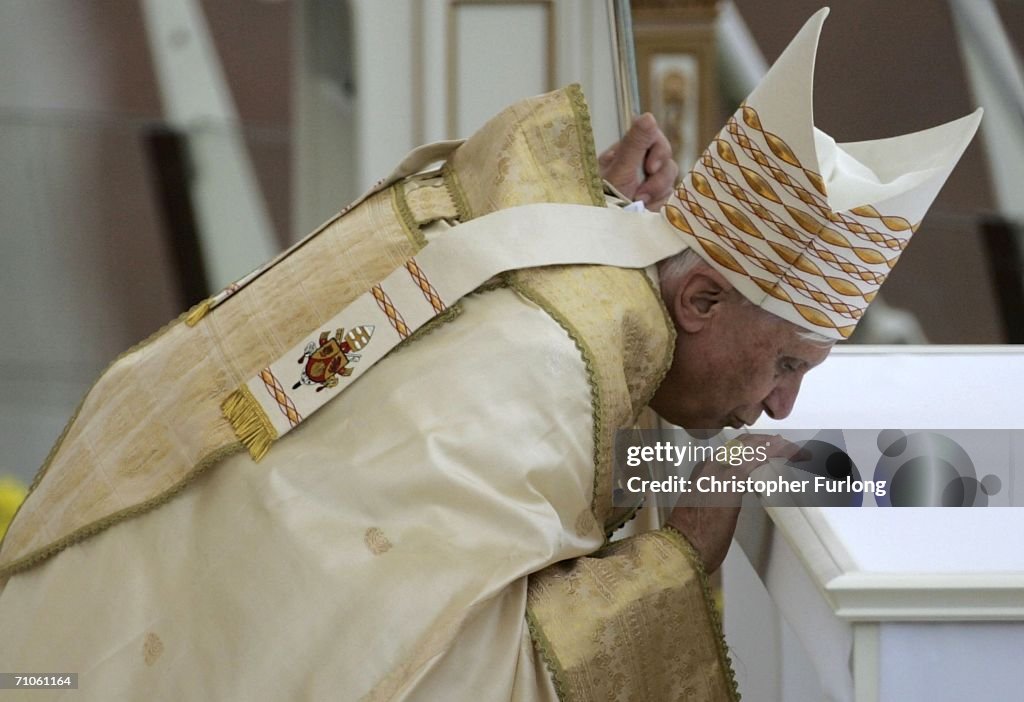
[665,434,806,574]
[598,113,679,211]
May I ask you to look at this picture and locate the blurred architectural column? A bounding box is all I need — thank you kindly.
[948,0,1024,341]
[0,1,179,484]
[291,0,358,238]
[291,0,622,234]
[948,0,1024,223]
[140,0,278,290]
[715,0,766,106]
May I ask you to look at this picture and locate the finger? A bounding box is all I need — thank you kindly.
[598,147,616,167]
[637,119,676,201]
[735,435,812,468]
[734,432,792,449]
[600,114,663,198]
[763,435,808,460]
[643,130,674,177]
[635,160,679,210]
[615,113,659,167]
[790,446,813,462]
[710,435,778,478]
[690,456,762,486]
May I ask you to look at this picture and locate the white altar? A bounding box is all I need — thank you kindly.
[723,346,1024,702]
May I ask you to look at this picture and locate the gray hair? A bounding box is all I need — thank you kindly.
[657,249,834,346]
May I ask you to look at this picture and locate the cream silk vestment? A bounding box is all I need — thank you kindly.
[0,87,737,700]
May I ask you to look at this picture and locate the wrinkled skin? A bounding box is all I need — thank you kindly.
[654,264,831,572]
[601,115,832,573]
[598,112,679,210]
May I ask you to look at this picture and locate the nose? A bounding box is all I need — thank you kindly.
[763,375,802,420]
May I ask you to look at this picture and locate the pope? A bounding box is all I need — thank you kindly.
[0,9,980,701]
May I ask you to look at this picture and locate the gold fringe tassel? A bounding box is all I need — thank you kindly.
[221,385,277,461]
[185,298,213,327]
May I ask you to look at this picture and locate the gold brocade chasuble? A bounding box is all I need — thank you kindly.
[0,86,738,701]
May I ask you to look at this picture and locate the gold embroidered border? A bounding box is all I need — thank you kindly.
[392,305,463,355]
[602,272,676,537]
[1,441,245,586]
[0,298,211,575]
[564,83,606,208]
[635,272,676,423]
[0,181,459,583]
[661,525,741,700]
[506,266,674,536]
[526,528,741,701]
[392,182,430,249]
[503,276,607,530]
[3,85,615,583]
[441,162,473,222]
[525,605,571,702]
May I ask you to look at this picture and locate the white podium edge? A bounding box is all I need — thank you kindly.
[734,345,1024,701]
[751,504,1024,621]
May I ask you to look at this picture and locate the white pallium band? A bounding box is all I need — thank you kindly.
[228,203,687,459]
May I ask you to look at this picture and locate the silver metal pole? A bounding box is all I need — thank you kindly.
[607,0,641,135]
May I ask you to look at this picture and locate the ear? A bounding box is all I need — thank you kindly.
[669,266,733,333]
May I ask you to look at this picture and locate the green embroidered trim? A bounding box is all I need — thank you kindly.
[660,525,743,702]
[525,606,570,702]
[565,83,606,208]
[3,273,466,582]
[0,181,438,577]
[504,276,608,532]
[2,152,486,578]
[0,297,220,565]
[391,304,464,356]
[441,162,473,221]
[473,278,509,296]
[391,183,429,249]
[602,499,645,539]
[380,270,585,700]
[603,274,677,537]
[1,300,466,582]
[0,442,245,583]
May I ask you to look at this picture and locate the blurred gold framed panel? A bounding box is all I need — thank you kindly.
[634,6,718,175]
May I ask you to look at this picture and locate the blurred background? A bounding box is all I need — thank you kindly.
[0,0,1021,493]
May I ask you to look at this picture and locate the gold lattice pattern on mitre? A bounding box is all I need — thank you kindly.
[664,104,918,339]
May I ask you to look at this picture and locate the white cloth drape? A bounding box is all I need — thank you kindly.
[0,288,590,700]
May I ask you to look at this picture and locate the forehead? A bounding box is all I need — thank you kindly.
[780,328,833,366]
[794,338,833,367]
[751,306,833,364]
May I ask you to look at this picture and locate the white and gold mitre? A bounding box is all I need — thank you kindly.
[663,8,982,339]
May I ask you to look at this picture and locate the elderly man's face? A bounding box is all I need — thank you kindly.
[651,268,831,432]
